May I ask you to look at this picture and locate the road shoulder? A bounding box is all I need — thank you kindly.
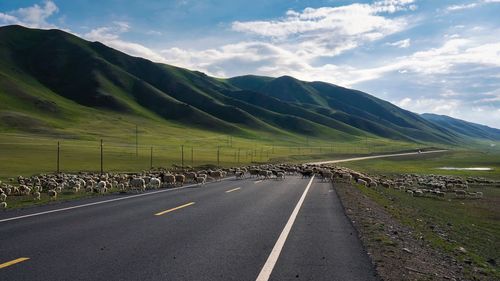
[335,182,465,281]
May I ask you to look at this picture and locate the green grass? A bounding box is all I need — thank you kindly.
[0,126,426,181]
[341,151,500,279]
[342,150,500,179]
[356,184,500,279]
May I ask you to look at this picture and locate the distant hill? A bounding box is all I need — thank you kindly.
[0,25,495,145]
[421,113,500,141]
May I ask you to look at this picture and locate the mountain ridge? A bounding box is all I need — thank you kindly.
[0,25,497,145]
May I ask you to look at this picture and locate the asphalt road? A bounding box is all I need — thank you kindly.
[308,149,448,165]
[0,176,378,281]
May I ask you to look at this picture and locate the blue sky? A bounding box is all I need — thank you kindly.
[1,0,500,128]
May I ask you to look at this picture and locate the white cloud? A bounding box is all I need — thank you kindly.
[394,97,461,116]
[231,1,415,59]
[84,22,166,63]
[0,0,59,29]
[446,3,478,11]
[446,0,500,12]
[387,38,411,48]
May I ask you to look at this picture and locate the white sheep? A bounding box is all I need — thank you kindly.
[209,171,223,181]
[130,178,146,193]
[175,174,185,186]
[0,192,7,202]
[48,189,57,200]
[33,191,41,200]
[235,171,245,179]
[195,176,206,185]
[0,201,7,209]
[148,177,161,189]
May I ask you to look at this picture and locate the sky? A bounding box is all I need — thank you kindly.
[1,0,499,128]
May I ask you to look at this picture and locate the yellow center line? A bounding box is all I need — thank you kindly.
[155,202,195,216]
[0,257,30,269]
[225,187,241,193]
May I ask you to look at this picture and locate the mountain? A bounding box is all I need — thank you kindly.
[0,25,495,145]
[421,113,500,141]
[226,75,459,143]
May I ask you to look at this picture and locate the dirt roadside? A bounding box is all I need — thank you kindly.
[334,182,471,281]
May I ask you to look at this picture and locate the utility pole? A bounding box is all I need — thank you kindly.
[150,146,153,169]
[181,145,184,169]
[100,139,103,175]
[365,135,369,153]
[57,141,60,174]
[135,124,138,158]
[217,146,220,167]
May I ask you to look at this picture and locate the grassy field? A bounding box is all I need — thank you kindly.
[0,124,425,181]
[342,150,500,179]
[342,151,500,279]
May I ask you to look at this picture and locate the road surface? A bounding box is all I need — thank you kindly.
[307,149,447,165]
[0,175,378,281]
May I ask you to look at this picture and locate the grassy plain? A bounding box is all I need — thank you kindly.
[343,151,500,279]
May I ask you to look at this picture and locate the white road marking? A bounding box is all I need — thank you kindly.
[256,175,315,281]
[0,177,235,223]
[254,180,263,184]
[307,150,447,165]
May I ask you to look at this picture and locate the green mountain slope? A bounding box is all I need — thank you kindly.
[421,113,500,141]
[0,25,494,146]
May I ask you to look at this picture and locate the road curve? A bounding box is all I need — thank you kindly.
[307,149,448,165]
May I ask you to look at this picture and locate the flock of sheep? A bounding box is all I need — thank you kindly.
[0,168,232,208]
[312,164,497,199]
[1,163,497,209]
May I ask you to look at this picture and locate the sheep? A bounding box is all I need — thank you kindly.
[209,171,223,181]
[86,179,96,192]
[3,186,11,195]
[160,174,175,188]
[0,192,7,202]
[257,170,271,179]
[235,171,245,179]
[19,185,31,195]
[48,189,57,200]
[97,181,107,193]
[300,170,313,178]
[175,174,185,187]
[0,202,7,209]
[185,172,197,183]
[455,189,467,198]
[414,189,424,197]
[321,170,333,182]
[33,191,41,200]
[148,177,161,189]
[195,176,206,185]
[276,172,285,181]
[357,179,368,186]
[130,178,146,193]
